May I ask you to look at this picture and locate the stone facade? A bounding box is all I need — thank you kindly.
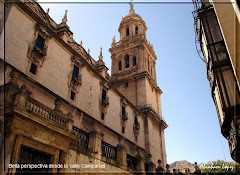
[0,1,168,174]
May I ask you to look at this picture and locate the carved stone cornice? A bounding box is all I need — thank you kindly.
[138,104,168,129]
[111,71,162,94]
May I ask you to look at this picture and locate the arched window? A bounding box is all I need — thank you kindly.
[118,61,122,71]
[135,26,138,35]
[126,27,130,36]
[125,54,129,68]
[133,56,137,66]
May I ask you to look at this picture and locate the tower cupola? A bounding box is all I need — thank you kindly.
[118,5,147,41]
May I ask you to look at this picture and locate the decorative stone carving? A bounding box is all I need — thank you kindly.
[100,80,110,90]
[5,70,21,107]
[68,55,85,93]
[207,60,215,90]
[67,112,73,119]
[54,98,63,114]
[71,55,85,68]
[35,23,53,38]
[14,84,32,105]
[228,120,237,155]
[133,116,140,140]
[99,80,110,114]
[120,111,128,128]
[27,23,52,68]
[121,97,128,106]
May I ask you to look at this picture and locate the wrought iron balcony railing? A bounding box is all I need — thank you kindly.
[72,126,89,149]
[33,43,48,57]
[101,96,109,106]
[101,141,117,160]
[71,73,82,86]
[134,120,140,129]
[121,111,128,120]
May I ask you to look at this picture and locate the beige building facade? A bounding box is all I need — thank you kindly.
[0,1,167,174]
[193,0,240,163]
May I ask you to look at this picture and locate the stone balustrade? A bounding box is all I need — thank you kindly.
[25,97,72,130]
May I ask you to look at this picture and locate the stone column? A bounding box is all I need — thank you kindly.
[116,136,127,167]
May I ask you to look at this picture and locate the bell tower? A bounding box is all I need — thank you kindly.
[109,5,160,114]
[109,4,168,168]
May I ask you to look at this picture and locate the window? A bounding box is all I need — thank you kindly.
[126,27,130,36]
[133,56,136,66]
[125,55,129,68]
[72,65,79,78]
[30,63,37,75]
[122,126,125,134]
[101,113,105,120]
[118,61,122,71]
[102,89,106,101]
[16,146,51,174]
[135,26,138,35]
[101,88,109,105]
[122,106,126,116]
[125,82,128,88]
[35,34,45,49]
[70,91,75,100]
[134,117,138,125]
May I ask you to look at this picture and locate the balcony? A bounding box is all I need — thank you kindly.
[134,120,140,129]
[101,96,109,106]
[33,43,48,57]
[71,73,82,86]
[25,97,72,130]
[121,111,128,120]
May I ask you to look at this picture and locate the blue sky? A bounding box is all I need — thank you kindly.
[39,1,233,164]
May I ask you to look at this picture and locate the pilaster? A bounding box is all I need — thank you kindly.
[116,136,127,167]
[88,129,103,160]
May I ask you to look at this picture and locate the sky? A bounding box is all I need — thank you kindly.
[38,0,234,164]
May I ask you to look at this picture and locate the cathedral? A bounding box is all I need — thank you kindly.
[0,1,168,174]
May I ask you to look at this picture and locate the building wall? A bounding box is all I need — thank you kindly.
[194,0,240,163]
[1,2,169,173]
[145,77,162,115]
[4,4,146,148]
[212,0,240,91]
